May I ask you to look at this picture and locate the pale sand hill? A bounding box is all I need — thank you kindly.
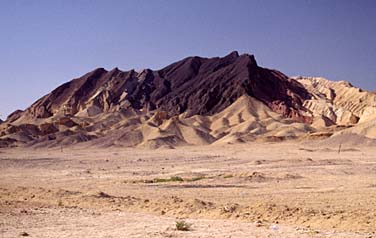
[338,119,376,139]
[2,76,375,149]
[296,76,376,125]
[25,92,374,149]
[34,95,315,149]
[319,118,376,146]
[98,95,315,148]
[291,76,376,146]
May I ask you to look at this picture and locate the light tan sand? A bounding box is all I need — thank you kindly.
[0,208,366,238]
[1,142,375,237]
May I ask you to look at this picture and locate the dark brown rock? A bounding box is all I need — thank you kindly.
[6,109,24,122]
[0,138,17,148]
[6,124,41,136]
[55,117,78,128]
[22,51,312,122]
[39,123,59,135]
[1,51,317,147]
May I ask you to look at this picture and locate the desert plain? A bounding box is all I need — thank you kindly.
[1,142,375,238]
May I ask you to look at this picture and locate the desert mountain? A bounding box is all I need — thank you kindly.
[7,51,312,122]
[0,52,375,148]
[296,77,376,125]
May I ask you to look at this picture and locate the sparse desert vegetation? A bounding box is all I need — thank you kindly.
[175,220,192,231]
[1,0,376,237]
[1,143,375,237]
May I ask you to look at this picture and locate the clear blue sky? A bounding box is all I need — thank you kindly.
[1,0,375,119]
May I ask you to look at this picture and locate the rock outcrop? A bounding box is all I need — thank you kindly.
[10,52,312,125]
[1,52,375,148]
[295,77,376,126]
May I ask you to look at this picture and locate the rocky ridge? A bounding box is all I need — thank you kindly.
[0,52,375,148]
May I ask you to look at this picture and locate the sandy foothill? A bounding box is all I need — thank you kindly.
[1,142,375,237]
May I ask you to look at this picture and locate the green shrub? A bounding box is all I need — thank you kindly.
[152,176,184,183]
[187,176,206,182]
[176,220,192,231]
[169,176,184,182]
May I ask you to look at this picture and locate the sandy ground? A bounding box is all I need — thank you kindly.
[1,142,375,237]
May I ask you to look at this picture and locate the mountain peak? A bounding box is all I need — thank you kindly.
[225,50,239,58]
[5,52,311,122]
[7,52,374,148]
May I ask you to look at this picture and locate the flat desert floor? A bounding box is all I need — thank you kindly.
[1,142,375,237]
